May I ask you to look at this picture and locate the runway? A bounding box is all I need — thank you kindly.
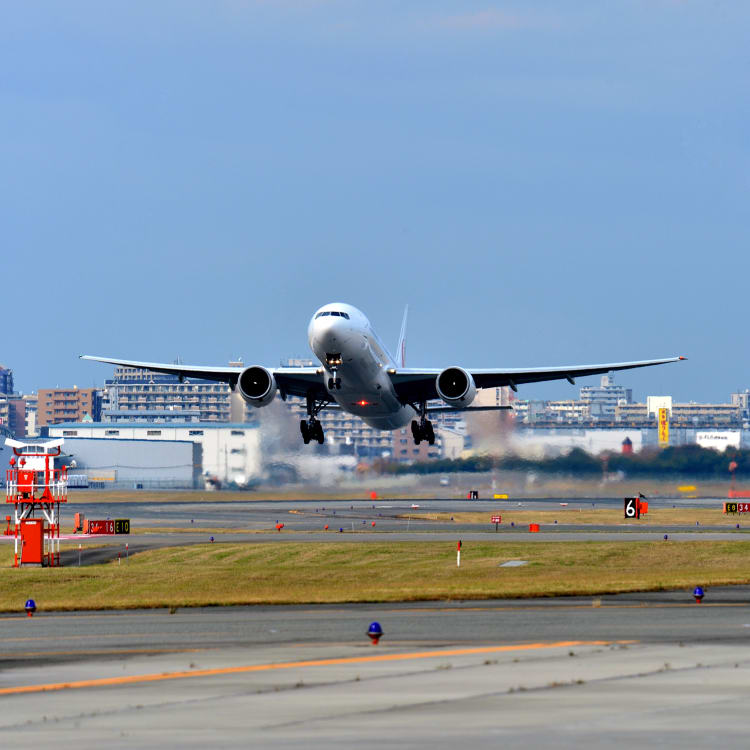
[2,589,750,747]
[1,496,743,565]
[3,495,749,746]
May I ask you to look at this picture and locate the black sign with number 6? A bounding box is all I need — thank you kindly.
[624,497,639,519]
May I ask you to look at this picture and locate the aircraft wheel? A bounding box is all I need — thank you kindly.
[410,420,422,445]
[426,421,435,445]
[315,423,325,444]
[328,378,334,390]
[300,420,310,445]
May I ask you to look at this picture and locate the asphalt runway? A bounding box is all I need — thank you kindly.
[3,589,750,747]
[3,496,750,746]
[2,496,745,564]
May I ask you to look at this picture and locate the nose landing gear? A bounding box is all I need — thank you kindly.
[325,354,343,390]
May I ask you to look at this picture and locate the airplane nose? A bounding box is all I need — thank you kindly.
[313,315,350,350]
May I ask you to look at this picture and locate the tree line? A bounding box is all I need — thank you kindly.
[379,445,747,478]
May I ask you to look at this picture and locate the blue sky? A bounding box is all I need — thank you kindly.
[2,1,748,402]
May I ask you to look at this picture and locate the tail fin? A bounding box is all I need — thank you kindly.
[396,305,408,368]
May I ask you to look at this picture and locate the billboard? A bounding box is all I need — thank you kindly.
[696,431,741,452]
[658,407,669,446]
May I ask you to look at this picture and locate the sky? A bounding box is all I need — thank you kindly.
[1,1,748,403]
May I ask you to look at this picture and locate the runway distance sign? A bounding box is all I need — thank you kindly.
[88,520,114,535]
[491,515,501,524]
[624,497,640,519]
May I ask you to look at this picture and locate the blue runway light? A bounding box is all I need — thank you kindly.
[25,599,36,617]
[693,586,704,603]
[664,534,668,540]
[367,621,384,644]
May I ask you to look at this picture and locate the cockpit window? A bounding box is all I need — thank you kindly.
[340,312,350,319]
[315,311,349,319]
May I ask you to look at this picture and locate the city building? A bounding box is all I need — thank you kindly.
[616,400,741,427]
[37,387,101,428]
[579,374,632,419]
[731,390,750,420]
[284,396,394,457]
[390,425,440,462]
[0,366,13,395]
[101,365,253,423]
[103,409,202,423]
[646,396,673,418]
[23,394,38,437]
[615,403,648,423]
[0,394,34,438]
[545,399,591,423]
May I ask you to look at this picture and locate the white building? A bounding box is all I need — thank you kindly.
[580,374,632,419]
[48,422,261,486]
[647,396,673,418]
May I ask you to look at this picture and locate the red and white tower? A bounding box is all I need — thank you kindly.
[5,438,67,567]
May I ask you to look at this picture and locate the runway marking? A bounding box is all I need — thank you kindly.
[0,640,631,696]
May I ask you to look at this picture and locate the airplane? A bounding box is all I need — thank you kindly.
[81,302,685,446]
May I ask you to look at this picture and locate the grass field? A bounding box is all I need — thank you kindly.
[405,508,745,527]
[3,539,750,612]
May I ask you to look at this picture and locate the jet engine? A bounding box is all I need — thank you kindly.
[238,366,278,407]
[435,367,477,407]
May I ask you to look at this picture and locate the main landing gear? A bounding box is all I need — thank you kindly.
[301,393,328,445]
[410,401,435,446]
[411,419,435,446]
[300,419,324,445]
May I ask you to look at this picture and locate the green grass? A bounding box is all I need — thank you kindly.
[2,540,750,612]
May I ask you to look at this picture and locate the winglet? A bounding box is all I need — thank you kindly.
[396,305,408,368]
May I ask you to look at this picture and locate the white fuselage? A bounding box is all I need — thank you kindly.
[307,303,416,430]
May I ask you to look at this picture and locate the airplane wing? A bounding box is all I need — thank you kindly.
[79,355,327,400]
[389,356,685,403]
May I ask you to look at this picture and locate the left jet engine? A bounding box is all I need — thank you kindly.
[238,366,278,407]
[435,366,477,407]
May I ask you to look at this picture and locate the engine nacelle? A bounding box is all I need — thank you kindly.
[436,366,477,407]
[238,366,277,407]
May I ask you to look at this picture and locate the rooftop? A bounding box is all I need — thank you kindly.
[51,422,258,430]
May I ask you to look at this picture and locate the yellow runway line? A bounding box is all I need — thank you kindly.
[0,640,632,696]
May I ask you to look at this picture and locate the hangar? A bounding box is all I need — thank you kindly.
[47,422,261,489]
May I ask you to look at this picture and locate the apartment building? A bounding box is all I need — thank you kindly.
[36,387,101,428]
[102,366,251,423]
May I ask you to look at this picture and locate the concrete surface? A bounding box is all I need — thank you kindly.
[2,590,750,747]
